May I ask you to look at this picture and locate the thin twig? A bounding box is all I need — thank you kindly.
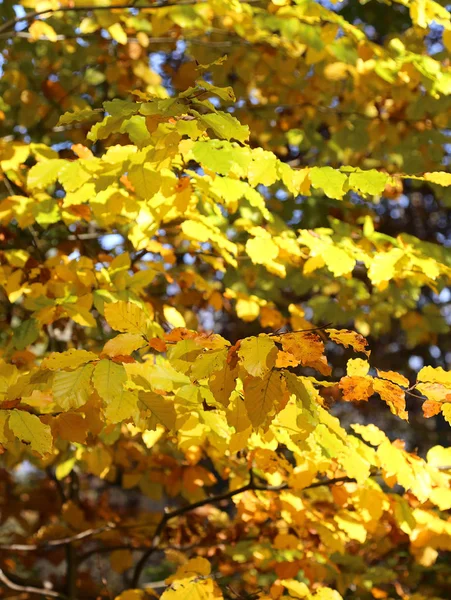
[0,569,68,600]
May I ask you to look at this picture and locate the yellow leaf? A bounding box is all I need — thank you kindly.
[108,22,127,45]
[166,557,211,583]
[103,333,147,357]
[236,297,260,321]
[368,249,404,287]
[442,403,451,425]
[351,423,387,446]
[181,220,212,242]
[104,301,149,335]
[418,366,451,385]
[42,348,98,371]
[114,591,145,600]
[163,305,186,328]
[8,410,53,456]
[93,359,137,423]
[238,335,277,378]
[29,21,58,42]
[53,364,94,410]
[244,370,286,429]
[444,29,451,53]
[281,579,310,598]
[246,236,278,265]
[376,370,409,387]
[138,391,176,430]
[114,590,146,600]
[161,578,222,600]
[346,358,370,377]
[424,171,451,186]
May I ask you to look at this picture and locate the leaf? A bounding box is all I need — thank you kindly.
[160,578,223,600]
[53,364,94,410]
[424,171,451,186]
[243,370,286,428]
[102,333,147,357]
[111,549,133,574]
[442,403,451,425]
[327,329,370,356]
[28,159,66,189]
[93,359,131,422]
[339,376,373,402]
[57,107,100,127]
[13,319,39,350]
[309,166,347,199]
[114,592,145,600]
[128,162,161,199]
[376,370,409,388]
[104,301,150,335]
[373,378,407,420]
[138,391,176,430]
[348,170,388,195]
[29,21,58,42]
[248,148,278,186]
[166,557,211,583]
[191,349,228,381]
[42,349,98,371]
[196,111,249,143]
[346,358,370,377]
[192,140,251,177]
[8,410,53,456]
[368,249,404,286]
[418,366,451,385]
[278,332,331,376]
[209,362,238,406]
[52,412,88,443]
[238,335,277,378]
[108,22,128,45]
[246,237,279,265]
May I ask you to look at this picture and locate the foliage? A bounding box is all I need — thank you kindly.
[0,1,451,600]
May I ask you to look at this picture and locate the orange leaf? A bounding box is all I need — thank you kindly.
[373,378,408,420]
[277,331,331,376]
[327,328,370,356]
[422,399,442,418]
[339,376,373,402]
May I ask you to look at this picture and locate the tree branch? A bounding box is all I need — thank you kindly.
[0,1,258,35]
[0,568,68,600]
[130,473,354,587]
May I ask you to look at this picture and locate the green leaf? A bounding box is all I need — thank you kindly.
[309,167,347,199]
[13,319,39,350]
[194,111,249,143]
[348,170,388,196]
[192,140,251,177]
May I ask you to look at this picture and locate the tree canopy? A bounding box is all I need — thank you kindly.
[0,1,451,599]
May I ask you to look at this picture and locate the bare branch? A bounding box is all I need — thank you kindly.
[0,568,68,600]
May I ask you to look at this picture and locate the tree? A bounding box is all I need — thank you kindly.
[0,1,451,599]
